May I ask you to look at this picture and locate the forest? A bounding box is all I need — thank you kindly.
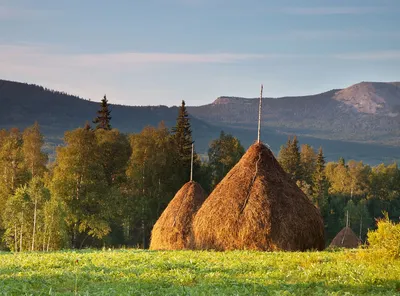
[0,96,399,252]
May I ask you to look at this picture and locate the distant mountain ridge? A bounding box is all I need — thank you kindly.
[188,81,400,146]
[0,79,399,165]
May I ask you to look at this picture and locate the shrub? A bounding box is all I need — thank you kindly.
[367,215,400,260]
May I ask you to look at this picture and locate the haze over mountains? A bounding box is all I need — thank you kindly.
[0,79,399,164]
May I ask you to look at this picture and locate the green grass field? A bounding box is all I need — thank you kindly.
[0,249,399,295]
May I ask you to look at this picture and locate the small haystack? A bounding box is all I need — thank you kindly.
[329,227,361,248]
[192,142,325,251]
[150,181,206,250]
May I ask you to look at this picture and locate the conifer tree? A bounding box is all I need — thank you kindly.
[278,135,302,182]
[172,100,193,162]
[312,147,327,208]
[172,100,196,183]
[93,95,112,130]
[300,144,317,185]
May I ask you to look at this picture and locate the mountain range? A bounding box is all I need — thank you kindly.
[0,79,399,165]
[189,82,400,146]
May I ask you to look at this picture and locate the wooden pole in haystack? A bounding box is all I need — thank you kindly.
[190,142,194,181]
[342,210,349,245]
[257,84,263,143]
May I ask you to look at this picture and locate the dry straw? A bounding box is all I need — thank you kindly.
[329,227,361,249]
[192,142,325,251]
[150,181,207,250]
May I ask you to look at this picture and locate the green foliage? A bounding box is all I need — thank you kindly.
[208,131,245,188]
[95,129,131,186]
[0,250,399,295]
[0,125,49,250]
[126,123,181,247]
[0,128,26,214]
[278,136,302,182]
[1,177,59,252]
[312,147,328,208]
[2,186,30,251]
[172,100,195,183]
[1,121,400,252]
[367,215,400,260]
[52,127,111,247]
[22,122,48,178]
[343,200,373,240]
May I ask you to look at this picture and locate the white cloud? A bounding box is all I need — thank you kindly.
[0,44,299,67]
[1,44,399,105]
[0,44,297,103]
[0,4,54,20]
[281,6,387,15]
[334,51,400,61]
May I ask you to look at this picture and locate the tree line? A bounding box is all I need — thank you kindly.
[0,96,399,251]
[278,136,400,241]
[0,97,243,251]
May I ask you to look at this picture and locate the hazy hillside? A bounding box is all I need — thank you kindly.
[188,82,400,146]
[0,79,399,164]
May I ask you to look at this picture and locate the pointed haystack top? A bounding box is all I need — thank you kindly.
[192,142,325,251]
[150,181,207,250]
[257,84,263,143]
[329,227,361,249]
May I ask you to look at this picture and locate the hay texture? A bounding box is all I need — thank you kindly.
[192,142,325,251]
[150,181,206,250]
[329,227,361,248]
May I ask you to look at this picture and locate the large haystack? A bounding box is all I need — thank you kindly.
[192,142,325,251]
[150,181,206,250]
[329,227,361,248]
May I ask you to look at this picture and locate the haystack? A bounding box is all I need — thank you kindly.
[149,181,206,250]
[329,227,361,248]
[192,142,325,251]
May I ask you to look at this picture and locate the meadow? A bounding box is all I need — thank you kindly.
[0,249,399,296]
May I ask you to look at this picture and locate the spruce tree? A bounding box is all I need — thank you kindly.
[278,136,302,182]
[312,147,327,208]
[93,95,112,130]
[173,100,194,164]
[172,100,196,183]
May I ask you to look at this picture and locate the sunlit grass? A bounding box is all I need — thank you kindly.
[0,249,399,295]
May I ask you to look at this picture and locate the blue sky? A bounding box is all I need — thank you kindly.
[1,0,399,106]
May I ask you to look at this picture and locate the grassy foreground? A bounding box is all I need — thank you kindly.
[0,249,399,296]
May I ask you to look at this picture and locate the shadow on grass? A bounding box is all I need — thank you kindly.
[1,270,399,296]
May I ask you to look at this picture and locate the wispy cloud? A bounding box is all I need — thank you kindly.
[334,51,400,61]
[282,6,387,15]
[0,44,299,102]
[76,52,267,65]
[0,44,300,66]
[0,4,55,20]
[284,29,400,40]
[1,44,399,105]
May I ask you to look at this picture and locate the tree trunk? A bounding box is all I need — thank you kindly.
[31,197,38,251]
[142,203,146,249]
[14,224,17,252]
[46,213,54,252]
[72,223,78,249]
[42,220,47,251]
[19,211,23,252]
